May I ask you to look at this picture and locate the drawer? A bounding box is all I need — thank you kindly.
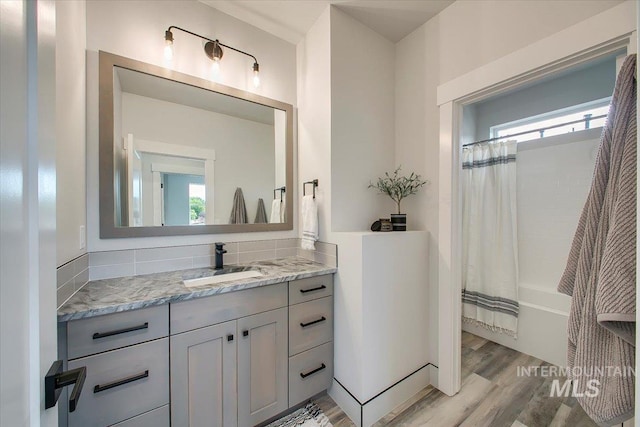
[289,274,333,305]
[111,405,170,427]
[289,296,333,356]
[170,282,287,335]
[289,341,333,407]
[68,338,169,427]
[67,305,168,359]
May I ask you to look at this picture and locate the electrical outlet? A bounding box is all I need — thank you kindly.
[79,225,86,250]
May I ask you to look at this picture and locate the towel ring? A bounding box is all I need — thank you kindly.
[273,186,285,202]
[303,179,318,199]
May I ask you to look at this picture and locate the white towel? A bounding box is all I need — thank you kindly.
[270,199,281,223]
[301,195,318,250]
[280,198,286,223]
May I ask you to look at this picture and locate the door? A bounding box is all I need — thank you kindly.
[1,0,58,426]
[170,320,237,427]
[238,308,288,427]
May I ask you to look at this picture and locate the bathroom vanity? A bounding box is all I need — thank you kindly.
[57,258,335,427]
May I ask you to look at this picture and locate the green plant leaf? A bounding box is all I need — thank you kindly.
[368,166,428,213]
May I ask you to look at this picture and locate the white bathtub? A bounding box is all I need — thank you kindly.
[462,283,571,366]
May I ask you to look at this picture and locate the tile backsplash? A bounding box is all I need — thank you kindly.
[56,239,337,307]
[56,253,89,309]
[87,238,337,282]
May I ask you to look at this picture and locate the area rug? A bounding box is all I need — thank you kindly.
[266,402,332,427]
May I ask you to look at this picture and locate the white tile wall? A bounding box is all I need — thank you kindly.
[517,133,599,293]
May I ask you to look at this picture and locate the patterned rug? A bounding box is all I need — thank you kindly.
[266,402,332,427]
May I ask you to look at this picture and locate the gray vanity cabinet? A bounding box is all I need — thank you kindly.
[61,275,334,427]
[237,307,288,427]
[170,320,238,427]
[63,305,170,427]
[170,307,289,427]
[287,274,334,407]
[169,283,289,427]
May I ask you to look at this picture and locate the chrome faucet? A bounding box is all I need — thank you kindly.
[214,242,227,270]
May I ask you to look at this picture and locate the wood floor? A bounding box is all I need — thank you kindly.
[314,332,599,427]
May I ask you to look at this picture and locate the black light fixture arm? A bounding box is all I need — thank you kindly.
[166,26,259,64]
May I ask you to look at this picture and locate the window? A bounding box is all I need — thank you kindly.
[490,98,611,143]
[189,183,206,225]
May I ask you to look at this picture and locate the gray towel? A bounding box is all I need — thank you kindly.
[254,198,268,224]
[558,54,636,426]
[228,187,248,224]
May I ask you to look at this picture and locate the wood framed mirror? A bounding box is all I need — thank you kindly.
[99,51,293,238]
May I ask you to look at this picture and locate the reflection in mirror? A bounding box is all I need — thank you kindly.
[100,52,292,237]
[114,66,284,227]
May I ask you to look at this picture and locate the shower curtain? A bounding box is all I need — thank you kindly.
[462,140,519,336]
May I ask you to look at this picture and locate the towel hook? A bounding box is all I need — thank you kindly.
[303,179,318,199]
[273,186,286,202]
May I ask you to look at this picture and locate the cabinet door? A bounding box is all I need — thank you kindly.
[238,308,288,427]
[170,320,237,427]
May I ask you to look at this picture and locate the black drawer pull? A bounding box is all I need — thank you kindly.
[93,370,149,393]
[299,285,326,294]
[300,363,326,379]
[243,330,249,337]
[92,322,149,340]
[300,316,326,328]
[227,334,234,342]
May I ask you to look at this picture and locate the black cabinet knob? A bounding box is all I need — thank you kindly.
[243,330,249,337]
[227,334,234,342]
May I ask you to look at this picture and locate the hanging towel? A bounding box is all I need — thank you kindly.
[461,140,519,337]
[228,187,248,224]
[270,199,281,223]
[254,198,268,224]
[301,195,318,251]
[280,197,286,223]
[558,54,636,426]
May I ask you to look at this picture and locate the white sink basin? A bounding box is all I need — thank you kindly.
[183,270,264,288]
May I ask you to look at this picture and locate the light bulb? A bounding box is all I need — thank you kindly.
[252,62,260,88]
[164,41,173,61]
[164,30,174,61]
[211,59,221,80]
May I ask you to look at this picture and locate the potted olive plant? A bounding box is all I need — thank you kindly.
[368,166,428,231]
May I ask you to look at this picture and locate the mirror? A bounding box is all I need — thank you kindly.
[99,51,293,238]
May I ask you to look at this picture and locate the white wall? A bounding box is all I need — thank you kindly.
[121,92,276,224]
[85,0,297,251]
[296,8,332,241]
[395,0,625,369]
[56,0,86,265]
[330,8,396,231]
[297,6,397,239]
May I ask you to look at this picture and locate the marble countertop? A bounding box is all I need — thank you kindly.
[58,257,336,322]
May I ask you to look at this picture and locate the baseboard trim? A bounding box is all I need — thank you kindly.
[329,362,436,427]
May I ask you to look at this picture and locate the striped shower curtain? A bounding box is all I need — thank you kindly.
[462,140,519,336]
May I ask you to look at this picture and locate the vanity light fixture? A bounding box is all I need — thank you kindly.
[164,26,261,88]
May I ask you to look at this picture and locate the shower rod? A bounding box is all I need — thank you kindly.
[462,114,608,147]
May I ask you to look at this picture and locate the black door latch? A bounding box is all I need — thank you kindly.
[45,360,86,412]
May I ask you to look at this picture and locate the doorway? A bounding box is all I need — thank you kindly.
[435,3,636,397]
